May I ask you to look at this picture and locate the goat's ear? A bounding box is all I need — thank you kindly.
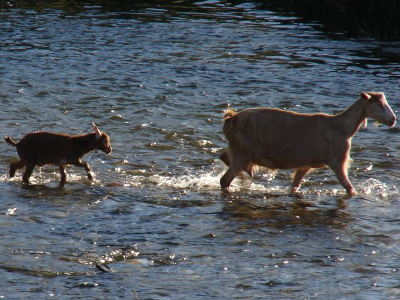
[92,122,102,139]
[361,92,371,100]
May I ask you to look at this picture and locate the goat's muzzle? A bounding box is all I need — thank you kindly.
[386,116,396,127]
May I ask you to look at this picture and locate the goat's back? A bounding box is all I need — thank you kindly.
[16,132,81,165]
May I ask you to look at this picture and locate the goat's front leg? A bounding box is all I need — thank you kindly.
[74,160,94,181]
[329,162,355,196]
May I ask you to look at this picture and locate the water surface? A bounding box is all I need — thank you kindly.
[1,2,400,299]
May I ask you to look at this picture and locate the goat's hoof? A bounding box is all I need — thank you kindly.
[290,187,300,195]
[95,262,112,273]
[87,172,94,181]
[221,187,230,195]
[347,190,356,197]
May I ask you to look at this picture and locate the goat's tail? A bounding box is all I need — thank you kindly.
[5,136,17,147]
[223,108,237,121]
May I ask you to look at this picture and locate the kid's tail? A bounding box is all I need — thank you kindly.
[223,108,237,121]
[5,136,17,147]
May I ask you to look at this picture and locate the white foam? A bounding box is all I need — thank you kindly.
[5,163,398,201]
[149,169,223,190]
[356,178,400,201]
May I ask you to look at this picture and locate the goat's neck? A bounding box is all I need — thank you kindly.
[74,133,98,156]
[335,97,367,138]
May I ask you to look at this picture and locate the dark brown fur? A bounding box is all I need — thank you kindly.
[5,124,112,185]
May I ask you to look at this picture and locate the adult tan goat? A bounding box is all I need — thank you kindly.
[220,92,396,195]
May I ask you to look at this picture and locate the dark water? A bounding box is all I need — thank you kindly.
[1,2,400,299]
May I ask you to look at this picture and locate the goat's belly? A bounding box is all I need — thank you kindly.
[254,142,328,169]
[36,158,68,166]
[255,155,326,170]
[36,161,56,167]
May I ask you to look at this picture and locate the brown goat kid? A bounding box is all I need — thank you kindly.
[5,123,112,185]
[220,92,396,195]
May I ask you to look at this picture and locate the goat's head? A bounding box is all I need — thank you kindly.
[92,123,112,154]
[363,92,396,127]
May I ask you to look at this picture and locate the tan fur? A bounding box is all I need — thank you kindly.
[223,108,236,121]
[220,92,396,195]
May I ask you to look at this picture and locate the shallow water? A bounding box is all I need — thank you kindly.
[1,1,400,299]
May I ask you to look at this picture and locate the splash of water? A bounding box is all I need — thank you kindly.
[4,164,399,201]
[148,169,223,190]
[357,178,400,201]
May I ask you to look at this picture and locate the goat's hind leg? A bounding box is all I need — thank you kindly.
[59,165,67,185]
[219,149,231,167]
[290,167,310,194]
[220,166,238,191]
[9,159,26,178]
[220,157,248,191]
[220,150,253,178]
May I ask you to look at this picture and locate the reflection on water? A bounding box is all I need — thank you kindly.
[1,1,400,299]
[221,195,350,226]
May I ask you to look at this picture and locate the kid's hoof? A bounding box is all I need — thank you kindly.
[88,172,95,181]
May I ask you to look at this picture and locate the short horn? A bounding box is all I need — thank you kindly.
[92,122,102,139]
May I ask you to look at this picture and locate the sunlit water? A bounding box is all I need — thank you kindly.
[1,2,400,299]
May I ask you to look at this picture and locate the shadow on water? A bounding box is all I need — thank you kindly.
[220,192,352,230]
[14,182,106,204]
[0,243,142,279]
